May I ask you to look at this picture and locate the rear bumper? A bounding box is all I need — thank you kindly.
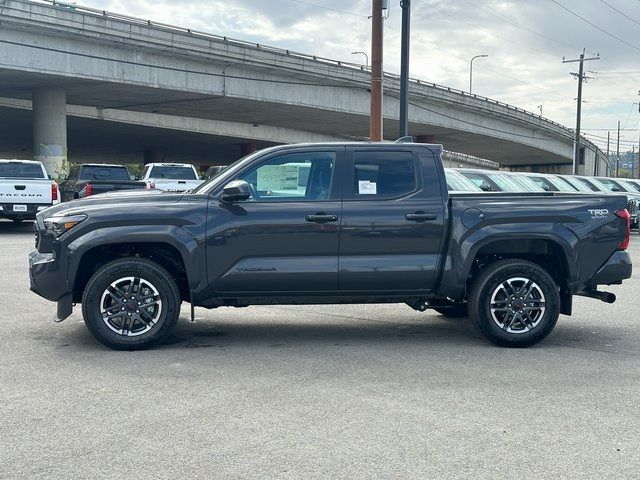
[1,203,52,220]
[589,250,632,286]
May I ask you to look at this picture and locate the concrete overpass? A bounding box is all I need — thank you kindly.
[0,0,611,177]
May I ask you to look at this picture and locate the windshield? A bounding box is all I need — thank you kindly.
[506,174,546,192]
[562,176,599,192]
[149,166,197,180]
[79,166,130,181]
[545,176,578,192]
[0,162,45,179]
[486,172,532,191]
[445,170,482,191]
[595,178,627,192]
[618,180,640,193]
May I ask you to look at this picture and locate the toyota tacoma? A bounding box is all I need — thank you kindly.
[29,142,633,350]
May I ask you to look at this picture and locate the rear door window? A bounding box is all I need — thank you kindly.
[352,151,418,199]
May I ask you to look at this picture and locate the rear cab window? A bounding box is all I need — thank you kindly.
[149,166,197,180]
[79,166,130,181]
[0,162,45,179]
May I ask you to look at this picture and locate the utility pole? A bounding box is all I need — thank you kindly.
[632,145,636,179]
[563,49,599,174]
[398,0,411,138]
[370,0,384,141]
[638,91,640,178]
[605,130,610,176]
[616,120,621,177]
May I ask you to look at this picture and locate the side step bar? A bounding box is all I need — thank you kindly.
[576,289,616,304]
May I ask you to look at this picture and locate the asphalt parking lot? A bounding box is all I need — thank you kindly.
[1,219,640,479]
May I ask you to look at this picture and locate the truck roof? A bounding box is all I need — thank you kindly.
[0,159,44,165]
[79,163,128,168]
[146,163,197,167]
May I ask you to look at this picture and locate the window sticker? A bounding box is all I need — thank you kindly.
[358,180,377,195]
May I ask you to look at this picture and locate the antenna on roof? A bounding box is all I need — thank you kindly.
[394,136,414,143]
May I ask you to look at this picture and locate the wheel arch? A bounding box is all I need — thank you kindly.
[68,226,203,302]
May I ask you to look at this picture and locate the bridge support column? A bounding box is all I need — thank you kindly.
[240,142,257,156]
[33,87,67,178]
[416,134,436,143]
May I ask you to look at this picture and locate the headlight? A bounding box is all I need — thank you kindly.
[43,214,87,238]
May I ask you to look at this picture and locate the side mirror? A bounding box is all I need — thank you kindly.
[221,180,251,203]
[58,173,68,181]
[479,184,491,192]
[611,186,621,192]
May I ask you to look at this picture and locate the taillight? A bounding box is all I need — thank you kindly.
[616,209,631,250]
[51,181,58,201]
[82,184,94,197]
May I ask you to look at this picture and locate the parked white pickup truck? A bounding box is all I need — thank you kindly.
[140,163,203,192]
[0,160,60,223]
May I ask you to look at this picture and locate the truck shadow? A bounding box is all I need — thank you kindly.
[0,219,35,235]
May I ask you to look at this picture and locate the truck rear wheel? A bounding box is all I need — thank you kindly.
[81,258,181,350]
[469,259,559,348]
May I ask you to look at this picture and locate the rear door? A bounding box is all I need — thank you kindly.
[338,147,446,292]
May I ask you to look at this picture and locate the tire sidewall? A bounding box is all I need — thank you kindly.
[81,259,180,350]
[472,261,560,347]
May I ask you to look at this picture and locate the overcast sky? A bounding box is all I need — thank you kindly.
[77,0,640,152]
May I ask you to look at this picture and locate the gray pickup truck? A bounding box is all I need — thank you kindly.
[29,141,632,350]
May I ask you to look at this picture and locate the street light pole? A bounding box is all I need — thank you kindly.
[469,54,488,93]
[351,51,369,69]
[398,0,411,138]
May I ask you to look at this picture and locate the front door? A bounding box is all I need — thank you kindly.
[338,147,446,292]
[206,148,342,294]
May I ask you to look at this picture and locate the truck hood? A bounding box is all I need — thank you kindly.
[39,190,186,219]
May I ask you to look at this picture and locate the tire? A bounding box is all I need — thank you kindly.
[429,299,469,318]
[81,258,181,350]
[468,259,559,348]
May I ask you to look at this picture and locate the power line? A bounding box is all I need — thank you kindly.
[549,0,640,53]
[286,0,368,18]
[599,0,640,28]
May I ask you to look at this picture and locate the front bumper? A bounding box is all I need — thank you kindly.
[589,250,633,286]
[29,249,70,302]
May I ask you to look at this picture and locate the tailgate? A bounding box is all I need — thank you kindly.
[0,178,52,205]
[89,181,147,195]
[153,179,202,191]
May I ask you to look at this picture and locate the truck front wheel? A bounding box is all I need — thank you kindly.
[469,259,559,347]
[81,258,181,350]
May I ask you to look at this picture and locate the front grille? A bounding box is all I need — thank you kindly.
[627,200,638,215]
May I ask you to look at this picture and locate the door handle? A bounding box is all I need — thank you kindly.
[306,213,338,223]
[405,212,437,222]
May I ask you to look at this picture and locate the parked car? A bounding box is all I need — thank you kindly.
[0,159,60,222]
[456,168,544,192]
[29,141,632,350]
[59,164,147,202]
[444,168,483,192]
[516,173,580,192]
[593,177,640,229]
[141,163,203,192]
